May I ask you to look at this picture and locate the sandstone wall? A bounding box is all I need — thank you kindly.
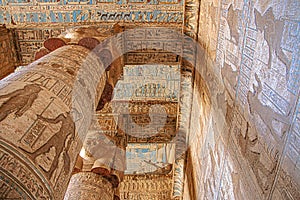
[0,26,18,79]
[186,0,300,199]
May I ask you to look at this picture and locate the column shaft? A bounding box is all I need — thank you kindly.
[0,45,105,199]
[64,172,114,200]
[173,71,193,199]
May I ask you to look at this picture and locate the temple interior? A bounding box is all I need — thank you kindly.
[0,0,299,199]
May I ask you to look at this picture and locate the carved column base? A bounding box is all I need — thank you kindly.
[64,172,114,200]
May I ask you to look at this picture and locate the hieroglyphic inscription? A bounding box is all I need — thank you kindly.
[0,26,17,79]
[0,45,101,199]
[213,2,299,197]
[0,144,51,199]
[0,170,29,199]
[125,52,179,65]
[284,21,300,95]
[97,101,177,143]
[120,175,172,200]
[64,172,114,200]
[121,114,177,143]
[125,143,174,174]
[12,71,73,108]
[0,0,183,26]
[101,101,178,116]
[14,27,65,65]
[235,4,298,110]
[216,2,247,98]
[113,65,180,102]
[274,100,300,200]
[124,28,182,59]
[119,174,173,200]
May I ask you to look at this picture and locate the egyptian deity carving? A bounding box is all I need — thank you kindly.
[247,74,290,138]
[0,84,42,122]
[226,4,240,45]
[23,112,75,182]
[254,8,290,72]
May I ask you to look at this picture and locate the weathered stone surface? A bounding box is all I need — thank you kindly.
[64,172,114,200]
[0,26,18,79]
[0,0,299,199]
[12,23,181,66]
[119,174,173,200]
[0,45,106,199]
[184,0,300,199]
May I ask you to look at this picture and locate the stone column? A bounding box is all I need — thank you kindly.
[183,0,200,39]
[64,172,114,200]
[172,70,193,199]
[0,44,106,199]
[172,158,186,200]
[0,24,126,199]
[64,111,126,200]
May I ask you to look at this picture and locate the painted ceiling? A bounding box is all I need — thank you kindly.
[0,0,183,25]
[113,65,180,102]
[0,0,186,187]
[0,0,185,65]
[96,64,180,174]
[125,143,175,174]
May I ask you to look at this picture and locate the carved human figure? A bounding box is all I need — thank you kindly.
[226,4,240,44]
[50,134,73,184]
[247,74,289,136]
[255,8,290,72]
[27,112,75,179]
[0,84,42,122]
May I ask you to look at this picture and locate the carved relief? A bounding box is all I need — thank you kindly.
[14,27,65,65]
[0,1,183,26]
[209,1,300,198]
[226,4,240,45]
[100,101,178,116]
[119,174,173,200]
[0,146,51,199]
[254,8,290,72]
[0,172,28,199]
[0,84,42,122]
[273,168,300,200]
[183,0,200,38]
[22,112,75,182]
[0,26,17,79]
[0,44,103,199]
[113,65,180,102]
[125,52,179,65]
[64,172,114,200]
[125,143,174,175]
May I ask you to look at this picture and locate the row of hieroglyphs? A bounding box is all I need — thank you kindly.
[0,146,51,199]
[0,0,182,6]
[13,25,182,65]
[119,174,172,200]
[114,65,180,101]
[0,0,183,24]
